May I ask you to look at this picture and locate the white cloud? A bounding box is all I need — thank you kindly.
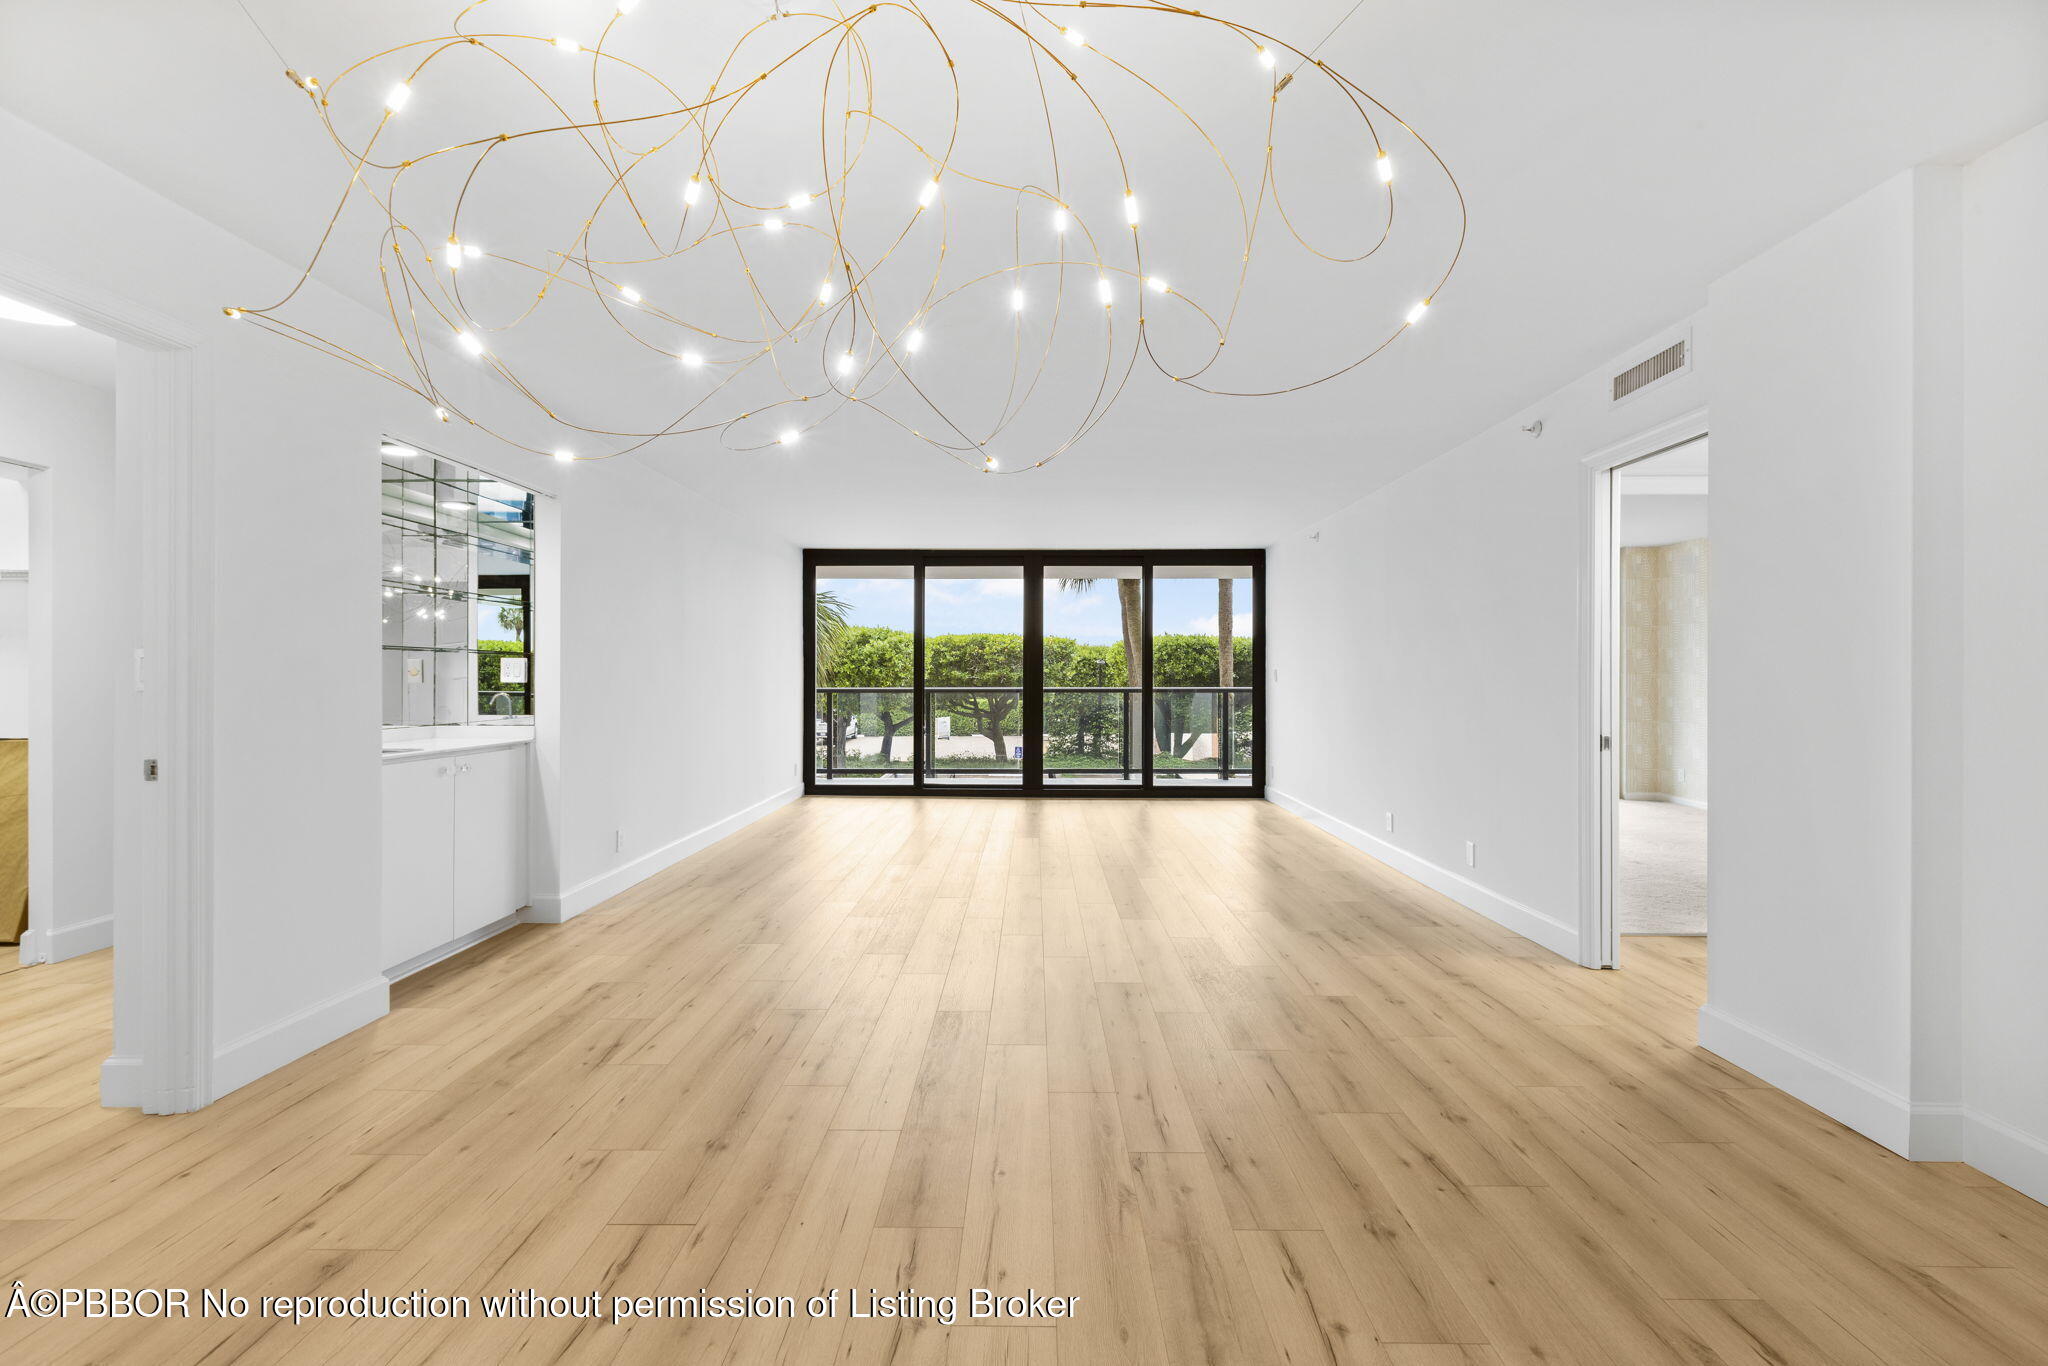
[1188,612,1252,635]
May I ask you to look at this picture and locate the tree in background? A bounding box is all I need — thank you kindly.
[1057,576,1140,683]
[925,632,1023,762]
[819,624,913,764]
[814,589,851,675]
[1152,633,1256,758]
[1217,578,1235,691]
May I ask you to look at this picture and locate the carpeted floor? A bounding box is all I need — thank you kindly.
[1619,797,1707,935]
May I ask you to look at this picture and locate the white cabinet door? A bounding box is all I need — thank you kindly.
[381,760,456,970]
[452,746,530,936]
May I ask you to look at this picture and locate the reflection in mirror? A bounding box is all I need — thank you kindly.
[381,440,536,727]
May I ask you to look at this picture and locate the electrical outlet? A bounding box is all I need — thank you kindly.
[613,829,624,854]
[1465,840,1476,868]
[1385,811,1394,833]
[1677,767,1687,783]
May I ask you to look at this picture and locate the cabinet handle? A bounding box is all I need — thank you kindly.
[458,762,472,774]
[436,766,450,777]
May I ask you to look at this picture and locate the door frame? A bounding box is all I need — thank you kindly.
[1578,408,1708,968]
[0,249,212,1111]
[805,548,1265,798]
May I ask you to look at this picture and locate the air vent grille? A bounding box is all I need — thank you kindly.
[1612,339,1687,402]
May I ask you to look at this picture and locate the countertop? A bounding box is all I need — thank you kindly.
[380,726,535,764]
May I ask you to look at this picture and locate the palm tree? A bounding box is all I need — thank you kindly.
[1056,577,1143,684]
[1217,578,1235,689]
[814,589,852,676]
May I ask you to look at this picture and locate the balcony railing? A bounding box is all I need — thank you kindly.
[813,684,1252,783]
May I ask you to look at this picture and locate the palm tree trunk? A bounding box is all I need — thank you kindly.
[1117,578,1144,687]
[1217,578,1235,687]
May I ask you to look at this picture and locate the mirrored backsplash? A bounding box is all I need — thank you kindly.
[381,439,536,727]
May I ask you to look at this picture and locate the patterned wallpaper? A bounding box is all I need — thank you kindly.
[1622,538,1710,804]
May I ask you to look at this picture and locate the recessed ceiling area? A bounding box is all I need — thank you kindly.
[1,1,2042,545]
[0,294,114,392]
[1619,437,1708,547]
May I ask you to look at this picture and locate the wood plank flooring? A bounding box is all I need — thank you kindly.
[4,796,2047,1364]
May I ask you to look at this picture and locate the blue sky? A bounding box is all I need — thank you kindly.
[820,574,1250,646]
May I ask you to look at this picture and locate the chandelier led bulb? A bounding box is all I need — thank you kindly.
[233,2,1464,476]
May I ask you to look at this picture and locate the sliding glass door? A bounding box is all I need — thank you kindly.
[806,551,1262,797]
[923,564,1025,786]
[1043,565,1144,786]
[813,563,915,786]
[1151,562,1256,787]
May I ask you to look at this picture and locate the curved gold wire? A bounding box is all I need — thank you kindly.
[228,0,1466,473]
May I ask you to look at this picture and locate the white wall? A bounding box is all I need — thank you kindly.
[1955,119,2048,1198]
[0,359,119,965]
[1273,122,2048,1204]
[1700,172,1928,1147]
[1266,325,1705,961]
[537,461,800,920]
[1618,492,1709,547]
[0,109,797,1103]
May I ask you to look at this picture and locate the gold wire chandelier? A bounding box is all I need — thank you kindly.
[228,0,1466,473]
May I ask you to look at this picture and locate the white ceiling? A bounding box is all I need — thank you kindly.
[2,1,2042,546]
[1619,437,1708,547]
[0,306,115,392]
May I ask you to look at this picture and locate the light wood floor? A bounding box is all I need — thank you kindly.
[4,797,2048,1364]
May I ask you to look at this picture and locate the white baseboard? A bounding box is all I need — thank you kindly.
[1697,1003,1911,1155]
[44,913,114,962]
[1266,788,1579,962]
[384,913,521,983]
[15,915,114,966]
[99,1054,142,1108]
[210,976,390,1102]
[1909,1103,2048,1208]
[525,784,802,924]
[1622,792,1709,810]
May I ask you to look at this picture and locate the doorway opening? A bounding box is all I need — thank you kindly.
[0,298,119,1104]
[1584,418,1709,968]
[1615,442,1709,957]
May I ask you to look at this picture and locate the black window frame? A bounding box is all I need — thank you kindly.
[804,548,1265,799]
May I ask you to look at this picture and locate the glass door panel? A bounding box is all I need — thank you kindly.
[1042,566,1144,785]
[815,564,915,785]
[1151,563,1255,786]
[923,565,1024,785]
